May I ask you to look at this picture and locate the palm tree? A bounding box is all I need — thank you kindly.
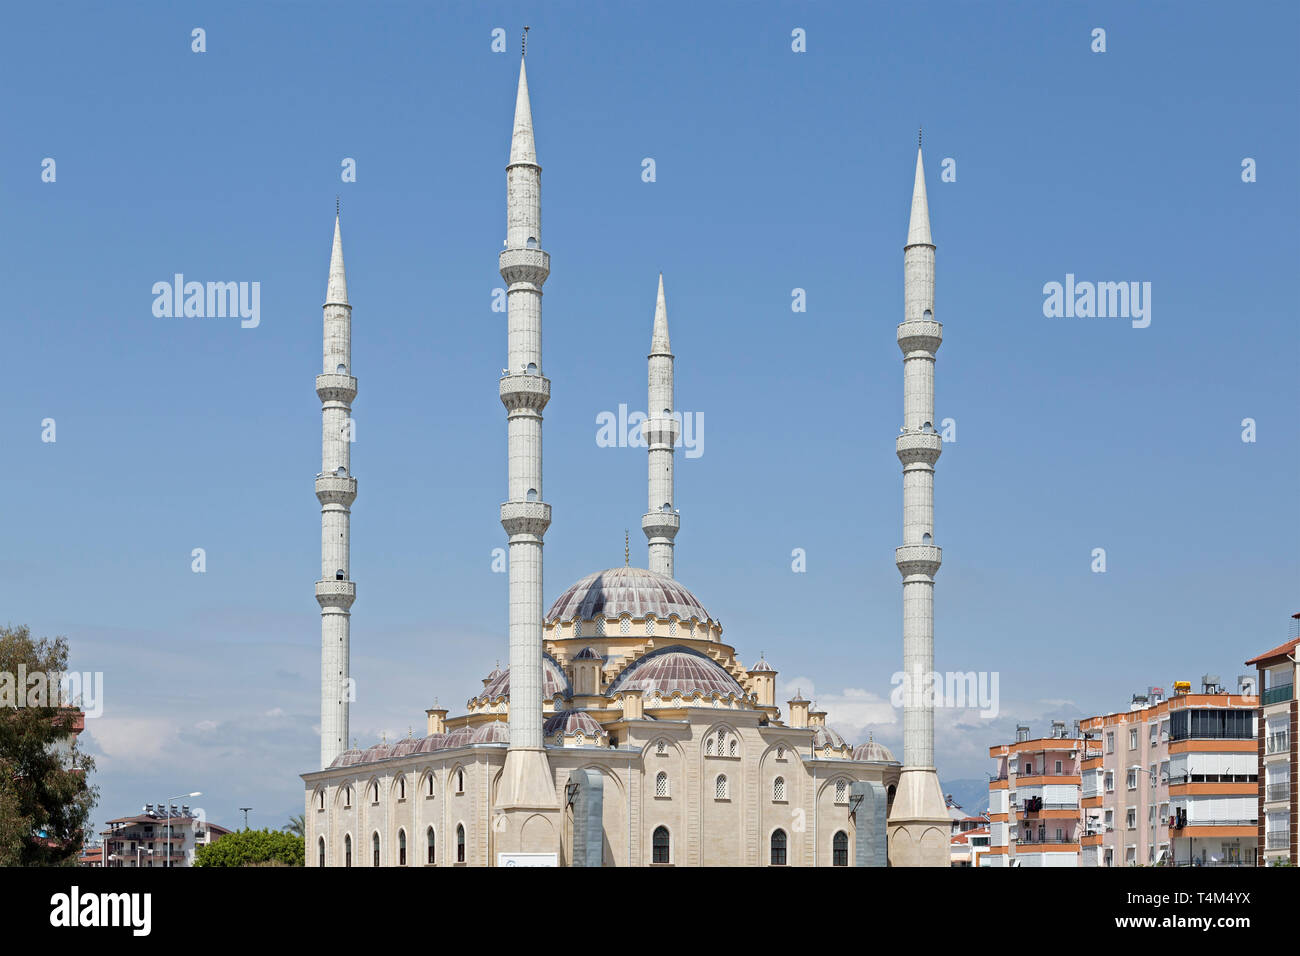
[284,814,305,838]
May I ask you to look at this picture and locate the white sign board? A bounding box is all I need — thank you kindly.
[497,852,558,867]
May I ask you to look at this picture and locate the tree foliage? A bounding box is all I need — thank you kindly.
[193,828,304,867]
[0,624,99,866]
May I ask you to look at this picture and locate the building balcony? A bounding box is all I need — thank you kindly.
[1265,733,1289,755]
[1265,783,1290,803]
[315,579,356,609]
[1266,832,1290,850]
[1262,684,1294,706]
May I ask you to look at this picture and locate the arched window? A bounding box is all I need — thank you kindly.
[656,740,666,756]
[833,830,849,866]
[715,774,728,800]
[729,739,738,757]
[619,617,630,634]
[923,309,932,320]
[773,776,786,802]
[336,569,345,581]
[655,771,668,797]
[645,618,654,636]
[372,831,380,867]
[922,532,932,544]
[426,775,435,798]
[705,738,714,756]
[397,777,406,800]
[344,833,352,868]
[652,826,670,864]
[336,363,347,374]
[771,829,788,866]
[456,824,466,863]
[716,730,725,750]
[343,787,352,808]
[398,829,407,866]
[457,769,464,793]
[776,745,786,760]
[526,362,537,374]
[526,236,538,249]
[526,488,538,502]
[318,836,325,868]
[427,826,436,864]
[317,790,324,811]
[835,779,848,803]
[371,782,379,804]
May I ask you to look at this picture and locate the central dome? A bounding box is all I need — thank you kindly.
[546,567,712,624]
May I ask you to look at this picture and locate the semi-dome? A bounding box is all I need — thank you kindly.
[479,653,572,702]
[852,738,897,763]
[608,646,745,700]
[547,567,712,624]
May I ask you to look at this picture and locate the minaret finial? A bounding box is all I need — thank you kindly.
[625,529,630,566]
[336,194,340,217]
[918,126,922,149]
[522,25,529,57]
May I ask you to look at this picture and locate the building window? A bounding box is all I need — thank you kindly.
[344,834,352,868]
[655,771,668,797]
[426,775,435,798]
[457,770,464,793]
[717,730,726,751]
[317,790,324,811]
[620,617,630,634]
[833,830,849,866]
[835,779,848,804]
[1150,723,1158,745]
[344,787,352,809]
[645,618,654,636]
[427,827,435,865]
[456,824,465,863]
[715,774,729,800]
[318,837,325,868]
[656,740,666,756]
[1149,764,1157,789]
[371,783,379,804]
[1104,772,1114,793]
[1106,732,1114,754]
[1023,762,1032,775]
[1126,809,1136,830]
[776,746,786,760]
[371,832,380,867]
[398,829,407,866]
[770,829,787,866]
[668,620,677,636]
[705,738,714,756]
[397,777,406,800]
[1127,770,1137,790]
[652,826,670,863]
[1055,760,1062,774]
[773,776,785,802]
[729,739,737,757]
[1129,729,1138,750]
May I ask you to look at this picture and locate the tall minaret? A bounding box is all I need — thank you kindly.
[642,273,679,577]
[887,137,950,865]
[316,209,358,769]
[495,32,556,817]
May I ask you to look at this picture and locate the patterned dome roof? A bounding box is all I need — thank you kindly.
[543,710,606,740]
[811,726,851,752]
[470,720,510,744]
[608,646,745,700]
[750,657,775,673]
[852,739,897,762]
[441,724,474,748]
[479,653,572,702]
[546,567,713,624]
[329,748,365,768]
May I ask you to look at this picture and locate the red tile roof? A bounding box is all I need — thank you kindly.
[1245,636,1300,666]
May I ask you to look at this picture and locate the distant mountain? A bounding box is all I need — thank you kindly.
[940,778,989,817]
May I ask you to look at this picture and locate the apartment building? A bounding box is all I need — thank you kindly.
[1247,614,1299,865]
[985,721,1084,867]
[100,804,232,867]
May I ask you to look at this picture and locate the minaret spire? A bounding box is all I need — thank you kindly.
[888,138,949,864]
[642,273,680,577]
[496,35,555,813]
[316,210,358,769]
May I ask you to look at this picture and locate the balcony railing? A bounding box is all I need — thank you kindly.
[1266,832,1290,850]
[1266,733,1289,755]
[1262,684,1294,706]
[1266,783,1290,802]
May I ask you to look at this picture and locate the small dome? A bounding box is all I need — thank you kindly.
[852,739,897,762]
[547,567,713,625]
[812,726,850,752]
[328,748,364,769]
[440,725,474,749]
[470,721,510,744]
[543,710,606,741]
[390,738,420,757]
[479,653,572,702]
[573,646,602,661]
[750,657,775,673]
[414,734,446,754]
[609,646,745,701]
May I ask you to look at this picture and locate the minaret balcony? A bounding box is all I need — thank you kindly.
[315,579,357,609]
[316,373,358,404]
[642,417,679,449]
[896,320,943,356]
[895,544,942,578]
[500,500,552,537]
[641,510,680,540]
[499,373,551,411]
[896,431,943,466]
[315,474,358,506]
[499,247,550,286]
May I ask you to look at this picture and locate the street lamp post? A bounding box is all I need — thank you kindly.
[164,791,201,868]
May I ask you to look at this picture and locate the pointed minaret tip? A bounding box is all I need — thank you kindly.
[327,212,348,305]
[906,142,932,247]
[509,35,537,167]
[651,273,671,353]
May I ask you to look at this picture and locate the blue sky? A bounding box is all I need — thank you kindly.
[2,1,1296,834]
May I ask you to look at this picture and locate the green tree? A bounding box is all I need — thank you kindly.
[193,828,304,867]
[0,624,99,866]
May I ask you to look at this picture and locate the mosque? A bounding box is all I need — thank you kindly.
[300,37,950,867]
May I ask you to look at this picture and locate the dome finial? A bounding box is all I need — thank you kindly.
[918,125,922,149]
[522,25,529,57]
[624,529,630,566]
